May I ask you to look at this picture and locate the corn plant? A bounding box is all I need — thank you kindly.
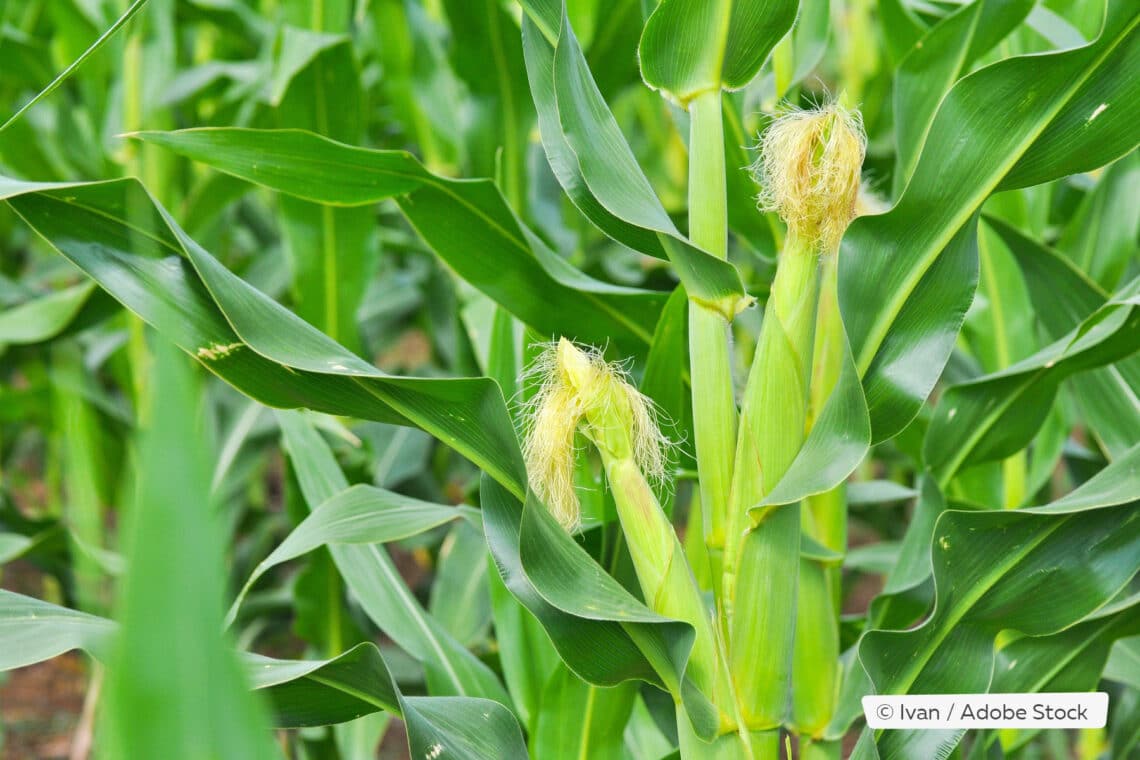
[0,0,1138,759]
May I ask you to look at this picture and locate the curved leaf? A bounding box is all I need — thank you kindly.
[925,275,1140,482]
[276,412,511,706]
[892,0,1036,193]
[520,2,751,320]
[0,589,115,669]
[1000,22,1140,191]
[518,489,718,740]
[637,0,798,102]
[0,282,96,345]
[133,127,666,352]
[0,592,524,755]
[0,174,528,498]
[481,475,721,742]
[841,2,1140,442]
[859,443,1140,757]
[403,696,528,760]
[229,483,478,621]
[246,643,401,726]
[755,323,871,509]
[992,214,1140,460]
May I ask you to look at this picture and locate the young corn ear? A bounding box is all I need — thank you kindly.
[522,340,725,692]
[791,216,854,756]
[724,104,865,744]
[522,339,667,532]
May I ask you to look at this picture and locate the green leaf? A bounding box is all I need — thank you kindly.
[787,0,831,91]
[842,2,1140,442]
[892,0,1035,194]
[246,643,401,727]
[402,695,528,760]
[517,488,719,739]
[640,286,690,450]
[0,175,528,500]
[637,0,798,103]
[480,476,716,738]
[1105,636,1140,691]
[0,589,115,669]
[132,128,667,353]
[755,324,871,509]
[878,0,926,66]
[988,213,1140,459]
[101,340,281,760]
[272,36,374,351]
[1055,153,1140,291]
[999,23,1140,191]
[0,591,523,753]
[429,520,493,646]
[276,412,511,706]
[519,2,751,320]
[531,665,637,759]
[925,276,1140,482]
[0,534,33,564]
[994,598,1140,695]
[0,282,96,345]
[229,482,478,621]
[0,0,150,132]
[487,559,559,734]
[859,442,1140,757]
[440,0,533,205]
[990,599,1140,753]
[257,639,529,757]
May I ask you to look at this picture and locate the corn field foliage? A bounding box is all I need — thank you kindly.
[0,0,1138,758]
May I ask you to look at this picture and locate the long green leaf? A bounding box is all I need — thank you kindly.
[892,0,1035,193]
[0,175,528,499]
[480,476,716,740]
[519,1,752,320]
[517,488,719,739]
[273,35,374,351]
[101,340,280,760]
[925,276,1140,482]
[841,1,1139,442]
[132,128,667,352]
[531,665,637,759]
[229,483,478,622]
[276,411,511,706]
[0,589,523,754]
[0,0,150,132]
[989,214,1140,460]
[0,589,115,668]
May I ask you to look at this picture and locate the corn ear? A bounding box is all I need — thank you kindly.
[725,104,864,735]
[523,340,730,723]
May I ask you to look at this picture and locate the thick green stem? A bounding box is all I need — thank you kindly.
[686,90,736,576]
[748,729,781,760]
